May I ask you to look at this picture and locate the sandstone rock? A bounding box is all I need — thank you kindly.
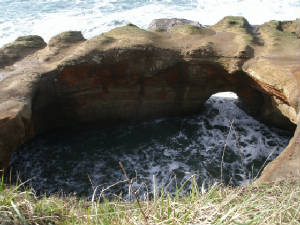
[0,35,46,68]
[148,18,202,32]
[212,16,253,32]
[0,17,299,183]
[281,18,300,38]
[48,31,85,48]
[170,25,216,36]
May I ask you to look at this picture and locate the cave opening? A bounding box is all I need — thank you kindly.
[6,90,293,199]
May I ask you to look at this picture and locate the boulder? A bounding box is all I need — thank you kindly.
[0,35,46,68]
[48,31,85,49]
[0,17,299,183]
[148,18,202,32]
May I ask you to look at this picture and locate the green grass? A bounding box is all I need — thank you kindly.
[0,176,299,225]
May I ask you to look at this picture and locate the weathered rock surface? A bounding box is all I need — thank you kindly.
[0,35,46,69]
[0,16,299,182]
[148,18,202,32]
[48,31,85,52]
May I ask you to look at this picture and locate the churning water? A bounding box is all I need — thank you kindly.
[1,0,299,47]
[9,93,292,199]
[1,0,297,200]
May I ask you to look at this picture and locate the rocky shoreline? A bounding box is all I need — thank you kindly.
[0,16,299,182]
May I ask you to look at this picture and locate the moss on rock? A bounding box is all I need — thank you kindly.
[0,35,46,68]
[14,35,46,48]
[170,25,215,35]
[259,19,300,52]
[105,24,148,37]
[213,16,252,31]
[48,31,85,48]
[6,35,46,49]
[103,24,157,47]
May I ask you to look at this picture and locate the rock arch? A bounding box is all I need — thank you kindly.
[0,17,299,182]
[31,49,294,133]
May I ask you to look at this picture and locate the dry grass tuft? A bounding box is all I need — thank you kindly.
[0,176,299,225]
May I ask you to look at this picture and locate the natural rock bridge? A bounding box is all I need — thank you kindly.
[0,16,299,182]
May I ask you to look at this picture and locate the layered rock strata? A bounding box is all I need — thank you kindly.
[0,17,299,182]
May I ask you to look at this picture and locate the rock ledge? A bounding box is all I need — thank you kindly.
[0,17,299,183]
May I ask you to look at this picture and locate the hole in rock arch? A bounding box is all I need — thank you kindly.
[7,92,292,199]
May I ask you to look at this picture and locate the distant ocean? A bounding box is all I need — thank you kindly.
[0,0,299,47]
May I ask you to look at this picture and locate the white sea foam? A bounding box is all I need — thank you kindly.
[0,0,299,47]
[8,91,291,197]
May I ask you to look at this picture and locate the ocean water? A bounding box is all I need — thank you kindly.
[2,0,296,199]
[0,0,299,47]
[9,93,292,199]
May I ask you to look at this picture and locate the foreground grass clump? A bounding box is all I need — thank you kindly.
[0,178,299,225]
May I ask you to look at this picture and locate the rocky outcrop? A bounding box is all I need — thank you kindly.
[0,17,299,182]
[148,18,202,32]
[0,35,46,69]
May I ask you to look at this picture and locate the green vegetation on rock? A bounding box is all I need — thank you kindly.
[213,16,252,31]
[105,23,150,38]
[281,18,300,38]
[6,35,46,49]
[170,24,216,35]
[48,31,85,47]
[259,19,300,52]
[102,23,157,47]
[212,16,255,47]
[0,35,46,68]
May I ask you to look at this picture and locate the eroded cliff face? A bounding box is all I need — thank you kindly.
[0,17,299,182]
